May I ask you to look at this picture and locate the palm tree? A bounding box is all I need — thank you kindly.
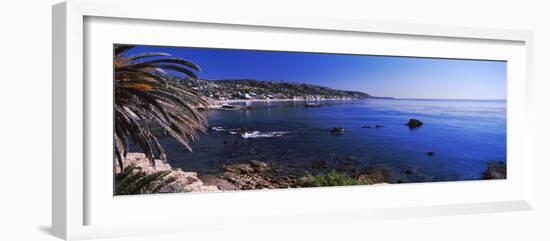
[115,164,176,195]
[114,45,208,171]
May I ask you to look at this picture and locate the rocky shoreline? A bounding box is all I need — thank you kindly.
[115,153,219,193]
[117,152,506,194]
[117,152,393,193]
[202,160,302,190]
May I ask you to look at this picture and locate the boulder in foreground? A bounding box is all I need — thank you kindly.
[116,153,219,193]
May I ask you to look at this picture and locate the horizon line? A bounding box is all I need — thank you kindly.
[201,78,505,101]
[389,97,507,101]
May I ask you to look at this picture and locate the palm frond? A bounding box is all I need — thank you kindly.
[114,44,208,170]
[114,164,174,195]
[129,52,172,61]
[129,58,201,71]
[114,45,135,56]
[122,63,199,79]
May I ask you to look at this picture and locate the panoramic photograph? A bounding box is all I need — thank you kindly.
[113,44,507,195]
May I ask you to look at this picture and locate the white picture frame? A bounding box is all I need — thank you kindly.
[52,0,535,240]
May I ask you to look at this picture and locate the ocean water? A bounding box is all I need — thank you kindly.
[158,99,506,183]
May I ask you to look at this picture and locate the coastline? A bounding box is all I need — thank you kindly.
[212,98,365,105]
[211,98,504,105]
[117,152,506,194]
[118,152,392,193]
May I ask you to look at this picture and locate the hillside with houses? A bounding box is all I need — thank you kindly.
[168,75,378,101]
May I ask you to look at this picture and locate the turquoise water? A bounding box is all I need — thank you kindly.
[160,99,506,183]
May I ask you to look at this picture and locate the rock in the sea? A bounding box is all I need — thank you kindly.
[484,161,506,179]
[330,127,345,134]
[405,167,416,175]
[221,104,237,109]
[406,118,423,128]
[427,151,435,156]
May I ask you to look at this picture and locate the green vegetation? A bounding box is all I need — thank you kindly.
[114,164,175,195]
[114,45,208,171]
[302,171,361,187]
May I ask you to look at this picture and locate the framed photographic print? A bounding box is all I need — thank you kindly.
[52,0,535,240]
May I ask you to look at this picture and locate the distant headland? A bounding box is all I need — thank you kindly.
[166,75,393,101]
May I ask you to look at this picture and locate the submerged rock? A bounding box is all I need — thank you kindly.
[484,161,506,179]
[338,161,356,171]
[406,118,423,128]
[330,127,345,134]
[362,124,384,128]
[405,167,416,175]
[336,156,360,173]
[312,160,330,169]
[427,151,435,156]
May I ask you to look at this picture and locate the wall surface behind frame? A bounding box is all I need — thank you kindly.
[0,0,548,240]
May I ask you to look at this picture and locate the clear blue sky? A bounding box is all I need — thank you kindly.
[125,45,507,100]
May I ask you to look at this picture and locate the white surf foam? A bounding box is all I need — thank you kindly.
[241,131,289,139]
